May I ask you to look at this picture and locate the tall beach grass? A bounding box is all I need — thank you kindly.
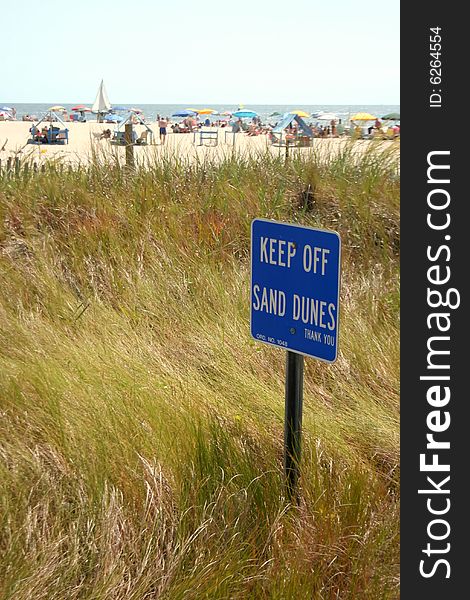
[0,144,399,599]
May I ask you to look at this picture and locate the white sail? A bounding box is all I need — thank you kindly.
[92,80,111,113]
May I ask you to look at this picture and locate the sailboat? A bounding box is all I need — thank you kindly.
[92,79,111,122]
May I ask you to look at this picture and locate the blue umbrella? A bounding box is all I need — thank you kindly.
[0,106,13,111]
[104,114,123,122]
[112,105,130,112]
[233,110,258,118]
[172,109,197,117]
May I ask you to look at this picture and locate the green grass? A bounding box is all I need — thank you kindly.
[0,144,399,599]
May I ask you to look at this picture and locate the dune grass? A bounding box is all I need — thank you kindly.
[0,144,399,599]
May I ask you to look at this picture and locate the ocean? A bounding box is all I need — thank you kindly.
[7,103,399,123]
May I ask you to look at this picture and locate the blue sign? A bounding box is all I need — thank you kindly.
[251,219,341,362]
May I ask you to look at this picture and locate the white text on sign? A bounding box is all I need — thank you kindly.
[260,237,330,275]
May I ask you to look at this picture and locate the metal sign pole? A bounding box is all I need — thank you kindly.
[284,350,304,502]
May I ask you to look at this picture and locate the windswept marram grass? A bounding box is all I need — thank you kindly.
[0,145,399,599]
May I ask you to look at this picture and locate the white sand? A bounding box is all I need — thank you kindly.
[0,121,397,167]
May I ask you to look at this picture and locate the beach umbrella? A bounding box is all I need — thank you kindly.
[92,80,111,114]
[316,112,338,121]
[382,112,400,120]
[0,106,13,112]
[112,105,130,112]
[289,109,310,118]
[172,110,197,117]
[49,105,66,112]
[104,114,123,123]
[221,111,232,116]
[72,105,91,112]
[269,111,281,117]
[185,107,216,115]
[129,107,143,114]
[233,110,258,118]
[350,112,376,121]
[195,108,216,115]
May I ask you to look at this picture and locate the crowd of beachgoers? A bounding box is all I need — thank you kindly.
[0,100,400,167]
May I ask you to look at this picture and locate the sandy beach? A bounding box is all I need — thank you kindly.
[0,120,398,167]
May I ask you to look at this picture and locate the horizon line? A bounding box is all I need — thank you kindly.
[3,100,401,106]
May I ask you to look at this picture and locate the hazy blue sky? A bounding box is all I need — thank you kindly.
[2,0,399,104]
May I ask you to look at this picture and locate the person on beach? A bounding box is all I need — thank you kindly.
[30,125,41,142]
[158,117,168,144]
[232,119,242,133]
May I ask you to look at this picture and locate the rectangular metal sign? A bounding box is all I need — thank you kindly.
[251,219,341,362]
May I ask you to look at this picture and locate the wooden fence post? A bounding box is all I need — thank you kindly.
[125,123,135,170]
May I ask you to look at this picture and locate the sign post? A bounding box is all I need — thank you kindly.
[284,350,304,501]
[250,218,341,500]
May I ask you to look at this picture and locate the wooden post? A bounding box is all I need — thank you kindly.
[15,157,20,175]
[125,123,135,169]
[7,157,12,172]
[285,137,290,163]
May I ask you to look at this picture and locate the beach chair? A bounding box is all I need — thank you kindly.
[224,129,240,144]
[110,131,126,146]
[55,131,69,144]
[135,130,148,145]
[193,130,218,147]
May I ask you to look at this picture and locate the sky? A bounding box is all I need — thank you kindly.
[2,0,399,105]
